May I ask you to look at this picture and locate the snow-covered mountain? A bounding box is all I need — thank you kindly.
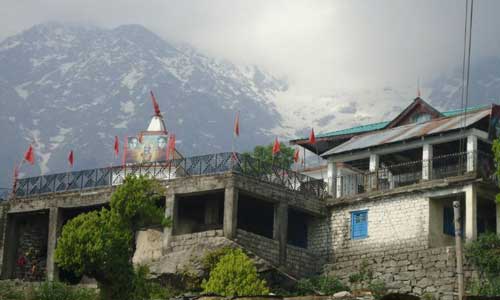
[0,22,287,186]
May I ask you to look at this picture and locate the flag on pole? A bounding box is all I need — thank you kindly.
[24,145,35,165]
[12,163,19,192]
[114,136,120,156]
[234,111,240,137]
[308,128,316,145]
[293,148,300,163]
[167,134,176,160]
[272,137,280,156]
[68,150,74,167]
[150,91,161,116]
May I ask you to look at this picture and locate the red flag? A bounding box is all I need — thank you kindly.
[308,128,316,145]
[150,91,161,116]
[167,134,176,160]
[68,150,74,167]
[24,145,35,165]
[272,137,280,156]
[114,136,119,156]
[234,111,240,137]
[293,148,300,163]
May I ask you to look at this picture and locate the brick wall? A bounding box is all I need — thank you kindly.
[168,230,224,252]
[285,244,318,276]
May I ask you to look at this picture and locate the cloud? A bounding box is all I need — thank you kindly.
[2,0,500,133]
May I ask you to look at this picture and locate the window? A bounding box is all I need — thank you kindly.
[351,210,368,239]
[412,113,431,124]
[443,206,454,236]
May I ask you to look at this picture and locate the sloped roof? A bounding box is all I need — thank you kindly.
[321,107,491,157]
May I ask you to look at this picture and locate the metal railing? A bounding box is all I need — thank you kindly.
[334,151,495,198]
[0,188,10,201]
[13,152,326,198]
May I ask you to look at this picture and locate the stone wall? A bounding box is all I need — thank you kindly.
[235,229,280,266]
[285,244,318,277]
[330,194,429,258]
[324,246,476,300]
[13,212,49,281]
[168,230,225,252]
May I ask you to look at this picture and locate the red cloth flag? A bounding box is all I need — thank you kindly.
[114,136,120,156]
[24,145,35,165]
[167,134,176,160]
[234,111,240,137]
[68,150,74,167]
[308,128,316,145]
[272,137,280,156]
[150,91,161,116]
[293,148,300,163]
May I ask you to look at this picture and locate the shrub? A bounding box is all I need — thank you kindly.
[296,275,348,295]
[465,232,500,295]
[201,246,234,275]
[201,248,269,296]
[0,281,24,300]
[33,281,98,300]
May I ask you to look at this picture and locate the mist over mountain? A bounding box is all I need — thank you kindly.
[0,22,287,186]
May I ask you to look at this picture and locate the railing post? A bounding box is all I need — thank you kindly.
[422,144,433,180]
[467,135,477,172]
[369,154,379,190]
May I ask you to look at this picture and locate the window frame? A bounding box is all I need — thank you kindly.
[350,209,368,240]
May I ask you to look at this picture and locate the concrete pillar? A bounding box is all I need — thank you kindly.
[327,160,337,198]
[467,135,478,172]
[204,199,220,225]
[276,203,288,265]
[369,154,379,190]
[422,144,433,180]
[1,214,18,279]
[496,202,500,235]
[223,186,238,239]
[163,193,177,251]
[465,185,477,242]
[46,207,62,281]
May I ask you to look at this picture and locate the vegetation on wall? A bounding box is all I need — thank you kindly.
[54,175,168,300]
[243,143,296,169]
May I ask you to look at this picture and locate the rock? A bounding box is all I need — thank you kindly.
[333,291,352,298]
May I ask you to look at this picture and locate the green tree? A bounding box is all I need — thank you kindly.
[492,139,500,204]
[201,248,269,296]
[55,175,168,300]
[243,142,296,169]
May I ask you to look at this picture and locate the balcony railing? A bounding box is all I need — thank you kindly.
[13,152,326,199]
[334,151,496,198]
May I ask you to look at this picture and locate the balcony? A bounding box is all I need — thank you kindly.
[331,150,495,199]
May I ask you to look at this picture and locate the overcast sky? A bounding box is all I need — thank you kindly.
[2,0,500,131]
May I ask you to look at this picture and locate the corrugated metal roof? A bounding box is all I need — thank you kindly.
[308,104,491,141]
[322,108,491,156]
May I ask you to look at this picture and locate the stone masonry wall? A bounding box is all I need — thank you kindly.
[13,213,49,281]
[285,244,318,277]
[330,194,429,257]
[168,230,225,252]
[235,229,280,266]
[324,246,476,300]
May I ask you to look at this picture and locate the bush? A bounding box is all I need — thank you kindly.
[33,281,98,300]
[201,248,269,296]
[0,281,24,300]
[296,275,348,295]
[465,232,500,295]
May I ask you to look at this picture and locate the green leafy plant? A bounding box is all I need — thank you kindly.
[465,232,500,295]
[296,275,348,295]
[0,281,24,300]
[242,143,296,169]
[201,248,269,296]
[55,175,168,300]
[368,279,387,300]
[201,246,234,275]
[33,281,98,300]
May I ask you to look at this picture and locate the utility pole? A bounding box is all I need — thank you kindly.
[454,200,464,300]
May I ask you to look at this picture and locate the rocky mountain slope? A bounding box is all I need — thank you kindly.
[0,23,286,185]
